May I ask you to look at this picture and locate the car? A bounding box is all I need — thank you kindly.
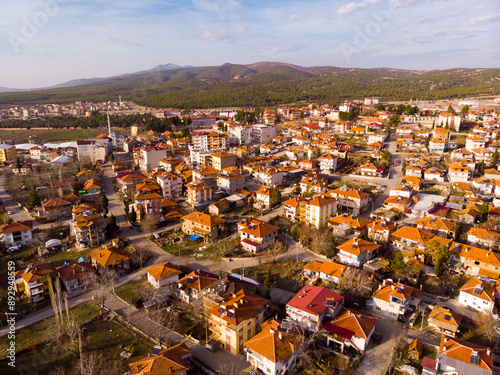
[7,211,12,215]
[205,339,218,352]
[372,332,383,344]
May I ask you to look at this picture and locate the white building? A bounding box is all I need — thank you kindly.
[458,278,496,314]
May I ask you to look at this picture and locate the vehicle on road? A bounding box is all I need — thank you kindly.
[7,211,12,215]
[205,339,218,352]
[372,332,383,344]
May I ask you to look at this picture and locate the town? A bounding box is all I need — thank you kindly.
[1,96,500,375]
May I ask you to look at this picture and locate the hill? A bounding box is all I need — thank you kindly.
[0,63,499,108]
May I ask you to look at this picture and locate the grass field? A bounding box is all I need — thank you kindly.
[0,127,126,143]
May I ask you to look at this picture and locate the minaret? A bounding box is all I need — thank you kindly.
[107,114,111,135]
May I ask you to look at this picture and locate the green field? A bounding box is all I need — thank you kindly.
[0,128,124,143]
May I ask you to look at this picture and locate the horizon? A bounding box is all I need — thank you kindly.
[1,0,499,89]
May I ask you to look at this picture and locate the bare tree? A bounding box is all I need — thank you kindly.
[94,268,117,314]
[310,228,334,256]
[266,239,284,263]
[141,213,159,234]
[78,352,104,375]
[336,268,377,301]
[148,308,179,347]
[474,312,499,346]
[217,362,241,375]
[129,245,150,268]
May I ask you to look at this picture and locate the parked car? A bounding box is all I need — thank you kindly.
[372,332,383,344]
[205,339,218,352]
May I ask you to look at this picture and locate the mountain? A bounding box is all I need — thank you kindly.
[0,87,24,93]
[0,63,499,108]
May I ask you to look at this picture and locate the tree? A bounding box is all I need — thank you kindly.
[461,104,470,114]
[390,253,406,273]
[447,104,457,115]
[78,352,105,375]
[310,228,335,256]
[264,267,275,299]
[270,187,281,206]
[15,157,21,169]
[474,312,499,346]
[94,268,117,314]
[128,207,137,223]
[302,184,315,198]
[106,213,120,235]
[267,239,284,263]
[477,201,489,221]
[26,189,41,210]
[141,213,159,234]
[129,246,150,268]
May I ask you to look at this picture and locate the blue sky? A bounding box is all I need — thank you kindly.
[1,0,499,89]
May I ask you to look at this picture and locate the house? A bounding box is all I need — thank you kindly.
[83,179,101,194]
[202,274,260,313]
[118,173,146,197]
[317,154,338,173]
[0,221,33,247]
[458,278,496,314]
[286,286,344,332]
[448,162,473,183]
[14,263,53,304]
[371,280,423,320]
[437,335,493,375]
[322,308,377,352]
[146,262,183,289]
[90,246,130,272]
[181,212,225,242]
[217,172,245,193]
[423,168,445,182]
[383,196,412,213]
[329,187,370,215]
[282,196,306,221]
[415,217,458,239]
[208,289,269,354]
[300,175,329,195]
[254,167,284,187]
[389,185,413,199]
[405,164,423,178]
[237,219,280,254]
[466,227,500,251]
[337,238,381,268]
[208,198,230,216]
[177,269,219,303]
[328,213,371,238]
[41,198,73,221]
[391,226,436,252]
[449,241,500,279]
[129,342,192,375]
[255,186,272,209]
[427,306,462,336]
[298,195,337,229]
[186,182,212,206]
[134,191,163,222]
[303,259,346,283]
[367,219,396,243]
[56,262,96,294]
[359,163,383,177]
[192,165,219,190]
[156,172,183,199]
[245,319,301,375]
[458,203,481,224]
[473,177,495,195]
[210,151,236,171]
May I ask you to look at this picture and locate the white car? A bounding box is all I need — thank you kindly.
[7,211,12,215]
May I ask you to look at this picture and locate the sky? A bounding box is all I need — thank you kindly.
[1,0,499,89]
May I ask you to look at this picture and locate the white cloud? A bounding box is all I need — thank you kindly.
[337,0,383,15]
[469,13,500,25]
[201,29,233,42]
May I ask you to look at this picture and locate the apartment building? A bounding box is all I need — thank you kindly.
[371,280,422,320]
[210,151,236,171]
[0,221,33,247]
[0,144,17,163]
[181,212,225,242]
[298,196,337,229]
[14,263,53,304]
[237,219,280,254]
[156,172,183,199]
[337,238,381,268]
[328,187,370,215]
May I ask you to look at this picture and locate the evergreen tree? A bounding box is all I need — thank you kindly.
[26,189,41,210]
[106,214,120,235]
[264,267,275,299]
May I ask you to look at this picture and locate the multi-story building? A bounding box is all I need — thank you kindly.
[438,335,493,375]
[190,130,229,152]
[367,219,396,243]
[328,187,370,215]
[0,144,17,163]
[14,263,53,304]
[134,191,163,222]
[286,286,344,331]
[117,173,146,197]
[303,260,346,284]
[76,139,108,163]
[210,151,236,171]
[209,289,269,355]
[56,262,96,294]
[181,212,225,242]
[282,197,306,221]
[371,280,422,320]
[192,165,219,190]
[178,269,219,303]
[70,205,106,250]
[156,172,183,199]
[458,278,496,314]
[298,196,337,229]
[0,221,33,247]
[448,162,472,183]
[245,319,300,375]
[251,124,276,144]
[129,343,192,375]
[254,167,284,187]
[217,172,244,193]
[237,219,280,254]
[138,146,168,173]
[255,186,272,209]
[317,154,338,173]
[300,176,329,195]
[186,182,212,206]
[427,307,462,337]
[337,238,381,268]
[415,217,458,239]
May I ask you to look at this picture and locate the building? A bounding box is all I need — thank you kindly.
[0,144,17,163]
[134,191,163,222]
[0,221,33,247]
[254,168,284,188]
[448,162,473,183]
[255,186,273,209]
[244,319,301,375]
[128,342,192,375]
[14,263,53,304]
[208,289,269,355]
[156,172,183,199]
[192,165,219,190]
[56,262,96,294]
[323,308,377,352]
[178,269,219,303]
[146,262,183,289]
[186,182,212,206]
[76,139,108,163]
[41,198,73,221]
[282,196,306,221]
[466,227,500,251]
[298,196,337,229]
[217,172,245,193]
[371,280,422,320]
[317,154,338,173]
[237,219,280,254]
[437,335,493,375]
[90,246,130,272]
[390,226,436,253]
[327,213,371,238]
[458,278,496,314]
[210,151,236,171]
[138,146,168,173]
[337,238,381,268]
[329,187,370,215]
[367,219,396,243]
[181,212,225,242]
[427,306,462,337]
[415,217,458,239]
[286,286,344,331]
[70,210,106,250]
[117,173,146,197]
[303,260,346,284]
[448,241,500,278]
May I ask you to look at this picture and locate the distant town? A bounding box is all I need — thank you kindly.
[1,96,500,375]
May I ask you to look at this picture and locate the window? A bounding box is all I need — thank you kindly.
[375,306,381,311]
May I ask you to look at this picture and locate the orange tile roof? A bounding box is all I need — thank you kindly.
[373,281,423,303]
[42,198,72,208]
[337,238,380,256]
[391,226,435,244]
[449,241,500,268]
[209,289,268,326]
[439,335,493,372]
[428,306,462,328]
[178,270,219,292]
[239,220,280,238]
[330,308,377,340]
[129,342,190,375]
[459,278,495,303]
[181,212,225,227]
[146,262,183,282]
[0,221,33,234]
[90,247,129,267]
